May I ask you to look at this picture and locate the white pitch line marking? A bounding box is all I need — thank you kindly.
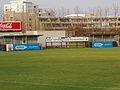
[0,80,120,89]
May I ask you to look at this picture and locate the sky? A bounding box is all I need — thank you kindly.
[0,0,120,13]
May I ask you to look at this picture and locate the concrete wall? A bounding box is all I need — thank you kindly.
[38,31,67,47]
[0,32,23,36]
[26,30,67,47]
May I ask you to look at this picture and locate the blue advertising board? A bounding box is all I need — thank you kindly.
[13,43,41,51]
[92,41,113,48]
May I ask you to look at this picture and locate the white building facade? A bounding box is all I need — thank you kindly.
[4,0,55,17]
[4,0,38,14]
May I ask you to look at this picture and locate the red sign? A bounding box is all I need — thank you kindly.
[0,22,21,31]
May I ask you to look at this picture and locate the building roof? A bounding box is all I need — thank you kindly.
[0,34,43,37]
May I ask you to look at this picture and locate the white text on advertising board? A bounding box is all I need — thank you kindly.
[46,37,89,42]
[0,23,12,29]
[94,43,103,47]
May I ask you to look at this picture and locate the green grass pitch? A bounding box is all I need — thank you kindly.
[0,47,120,90]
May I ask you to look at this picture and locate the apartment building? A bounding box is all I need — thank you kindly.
[4,0,38,14]
[4,0,54,17]
[3,0,55,33]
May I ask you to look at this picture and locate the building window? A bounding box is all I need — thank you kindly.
[29,18,32,21]
[48,13,51,15]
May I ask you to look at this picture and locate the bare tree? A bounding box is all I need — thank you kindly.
[52,8,57,16]
[104,8,109,16]
[57,8,62,17]
[112,3,119,28]
[61,8,66,17]
[112,3,119,40]
[88,8,95,15]
[95,7,103,16]
[66,8,70,15]
[56,8,68,17]
[112,3,119,17]
[74,7,81,16]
